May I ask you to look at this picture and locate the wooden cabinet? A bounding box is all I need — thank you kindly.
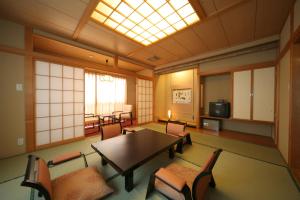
[253,67,275,121]
[233,67,275,122]
[233,70,251,119]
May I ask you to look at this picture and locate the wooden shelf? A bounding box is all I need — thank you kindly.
[200,115,274,125]
[200,115,231,120]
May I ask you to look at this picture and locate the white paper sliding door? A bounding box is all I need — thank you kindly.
[137,79,153,124]
[35,60,84,147]
[233,70,251,120]
[253,67,275,122]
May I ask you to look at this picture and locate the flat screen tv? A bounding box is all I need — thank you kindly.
[209,102,230,118]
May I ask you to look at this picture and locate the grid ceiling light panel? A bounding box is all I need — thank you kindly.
[91,0,200,46]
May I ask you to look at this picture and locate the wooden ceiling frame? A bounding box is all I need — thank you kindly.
[208,0,251,18]
[127,0,252,62]
[72,0,99,40]
[188,0,207,20]
[89,0,201,47]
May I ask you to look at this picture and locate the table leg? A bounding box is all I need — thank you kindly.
[169,146,175,159]
[101,156,107,166]
[125,170,134,192]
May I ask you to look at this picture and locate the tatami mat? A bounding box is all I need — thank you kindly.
[0,123,299,200]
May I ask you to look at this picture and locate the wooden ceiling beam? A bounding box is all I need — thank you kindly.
[208,0,251,18]
[114,55,119,68]
[72,0,99,40]
[189,0,207,20]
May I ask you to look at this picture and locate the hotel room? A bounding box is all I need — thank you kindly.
[0,0,300,199]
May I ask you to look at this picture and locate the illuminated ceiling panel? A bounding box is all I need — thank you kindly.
[90,0,200,46]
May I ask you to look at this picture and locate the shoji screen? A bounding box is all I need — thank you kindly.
[137,79,153,124]
[35,61,84,147]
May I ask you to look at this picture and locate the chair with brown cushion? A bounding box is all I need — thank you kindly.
[166,120,192,153]
[112,104,133,126]
[146,149,222,200]
[47,151,88,167]
[100,122,123,140]
[84,113,100,135]
[99,123,134,165]
[21,154,114,200]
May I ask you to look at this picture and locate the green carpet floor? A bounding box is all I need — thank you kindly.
[0,123,299,200]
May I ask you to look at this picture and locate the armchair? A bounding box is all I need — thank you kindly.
[112,104,133,126]
[84,113,100,135]
[146,149,222,200]
[21,153,113,200]
[166,120,192,153]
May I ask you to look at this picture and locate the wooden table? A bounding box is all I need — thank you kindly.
[91,129,182,192]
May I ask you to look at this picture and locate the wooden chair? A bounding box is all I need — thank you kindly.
[100,123,134,165]
[166,120,192,153]
[100,122,123,140]
[146,149,222,200]
[21,153,114,200]
[112,104,133,126]
[84,113,100,135]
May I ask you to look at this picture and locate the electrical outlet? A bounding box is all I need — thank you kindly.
[16,83,23,91]
[17,137,24,146]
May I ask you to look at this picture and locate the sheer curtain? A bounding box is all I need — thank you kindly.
[85,73,127,115]
[85,73,96,114]
[96,75,126,114]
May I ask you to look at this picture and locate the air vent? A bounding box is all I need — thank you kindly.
[147,55,160,62]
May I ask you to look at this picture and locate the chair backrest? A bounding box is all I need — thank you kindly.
[101,123,122,140]
[124,104,133,112]
[192,149,222,200]
[166,121,186,136]
[21,155,52,200]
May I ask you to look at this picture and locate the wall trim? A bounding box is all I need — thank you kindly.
[155,41,278,75]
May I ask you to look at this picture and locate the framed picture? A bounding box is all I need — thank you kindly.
[173,89,192,104]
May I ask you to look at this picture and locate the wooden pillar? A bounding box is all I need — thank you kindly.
[25,27,35,152]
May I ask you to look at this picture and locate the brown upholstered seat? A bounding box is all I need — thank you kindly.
[21,155,113,200]
[51,151,82,165]
[112,104,133,126]
[101,123,122,140]
[146,149,222,200]
[52,167,113,200]
[166,121,192,153]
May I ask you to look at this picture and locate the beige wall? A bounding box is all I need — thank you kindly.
[200,48,277,73]
[0,20,26,158]
[155,68,199,125]
[203,74,231,115]
[278,51,290,162]
[137,69,153,78]
[154,75,166,121]
[0,19,24,49]
[126,76,136,118]
[280,14,290,51]
[0,52,26,158]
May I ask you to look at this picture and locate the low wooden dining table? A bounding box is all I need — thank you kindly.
[91,128,182,192]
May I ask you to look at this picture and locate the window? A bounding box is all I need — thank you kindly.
[137,78,153,123]
[35,61,84,146]
[85,73,127,115]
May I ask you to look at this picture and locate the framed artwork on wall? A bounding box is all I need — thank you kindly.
[173,88,192,104]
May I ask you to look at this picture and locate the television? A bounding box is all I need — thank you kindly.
[209,101,230,118]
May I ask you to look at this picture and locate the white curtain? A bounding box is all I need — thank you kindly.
[96,75,126,114]
[85,73,96,114]
[85,73,127,115]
